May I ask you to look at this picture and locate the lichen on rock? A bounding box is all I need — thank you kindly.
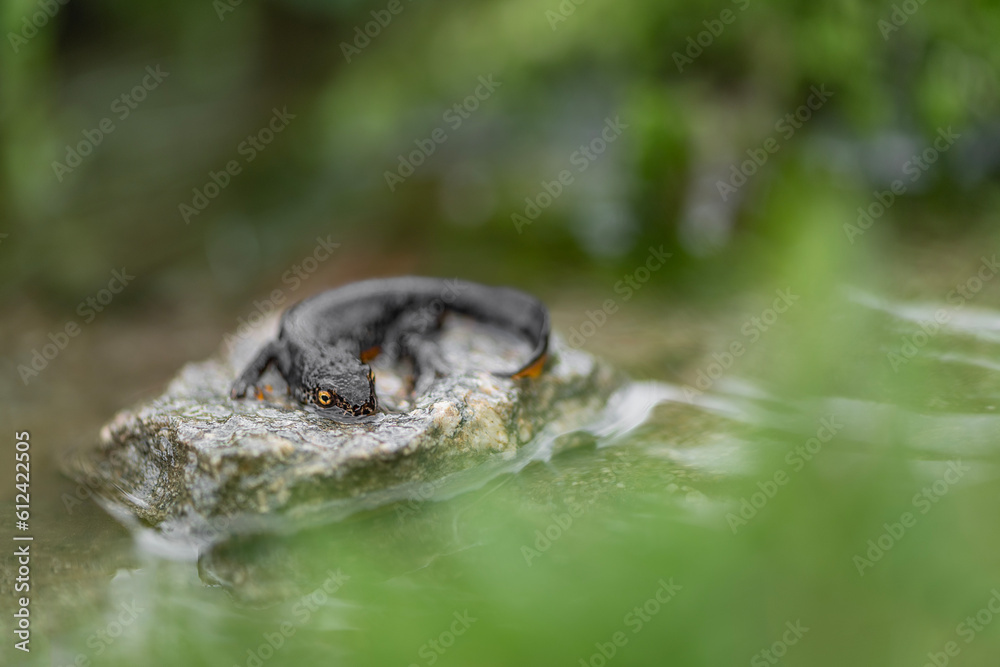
[67,313,623,537]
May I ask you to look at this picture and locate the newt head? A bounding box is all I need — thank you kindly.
[300,356,378,421]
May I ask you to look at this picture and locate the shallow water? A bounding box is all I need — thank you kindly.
[5,278,1000,667]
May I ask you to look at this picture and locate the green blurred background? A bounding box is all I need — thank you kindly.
[4,0,998,304]
[3,0,1000,665]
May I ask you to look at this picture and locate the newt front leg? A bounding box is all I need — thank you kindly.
[230,341,293,399]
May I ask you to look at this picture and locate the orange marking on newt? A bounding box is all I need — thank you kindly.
[512,353,547,379]
[254,388,265,400]
[360,346,382,363]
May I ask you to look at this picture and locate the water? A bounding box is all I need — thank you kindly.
[5,279,1000,667]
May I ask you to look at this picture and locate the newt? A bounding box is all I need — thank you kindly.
[230,277,550,422]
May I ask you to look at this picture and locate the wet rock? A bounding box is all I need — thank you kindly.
[67,314,623,535]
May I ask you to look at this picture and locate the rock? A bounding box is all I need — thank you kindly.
[67,313,623,539]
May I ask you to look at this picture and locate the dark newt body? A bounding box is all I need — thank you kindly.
[231,277,550,422]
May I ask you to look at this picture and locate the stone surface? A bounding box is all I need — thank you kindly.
[67,314,623,534]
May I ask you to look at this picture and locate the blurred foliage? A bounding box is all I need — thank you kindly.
[2,0,999,309]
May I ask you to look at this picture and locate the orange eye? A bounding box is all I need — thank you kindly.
[317,390,333,406]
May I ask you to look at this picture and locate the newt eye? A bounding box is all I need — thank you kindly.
[316,390,333,406]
